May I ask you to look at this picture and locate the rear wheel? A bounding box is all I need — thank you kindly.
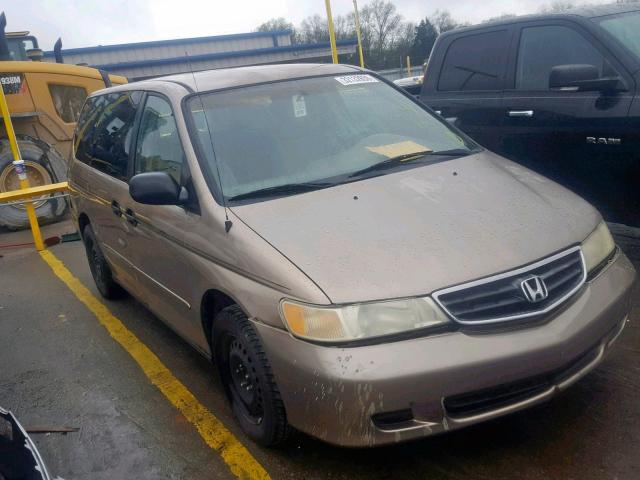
[213,305,289,446]
[82,224,124,299]
[0,137,68,230]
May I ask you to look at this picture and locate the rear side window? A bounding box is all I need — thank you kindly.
[134,95,185,185]
[438,30,509,92]
[516,26,606,90]
[75,91,142,181]
[49,84,87,123]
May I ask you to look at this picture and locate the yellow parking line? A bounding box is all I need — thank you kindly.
[40,250,271,480]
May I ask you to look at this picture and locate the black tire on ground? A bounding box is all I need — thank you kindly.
[213,305,290,447]
[82,224,124,300]
[0,137,68,230]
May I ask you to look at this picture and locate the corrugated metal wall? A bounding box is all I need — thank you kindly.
[43,31,356,80]
[107,44,357,79]
[57,33,290,66]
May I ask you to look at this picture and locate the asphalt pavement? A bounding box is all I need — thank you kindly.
[1,221,639,480]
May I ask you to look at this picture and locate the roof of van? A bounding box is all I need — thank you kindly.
[444,3,640,35]
[91,63,361,97]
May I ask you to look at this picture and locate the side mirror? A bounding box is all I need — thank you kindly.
[129,172,188,206]
[549,64,624,92]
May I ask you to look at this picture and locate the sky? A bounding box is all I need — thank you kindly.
[3,0,604,50]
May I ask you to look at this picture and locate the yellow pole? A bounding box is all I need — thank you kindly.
[325,0,339,64]
[0,84,45,251]
[353,0,365,68]
[406,55,411,76]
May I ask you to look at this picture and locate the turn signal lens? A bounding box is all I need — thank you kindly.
[282,302,345,339]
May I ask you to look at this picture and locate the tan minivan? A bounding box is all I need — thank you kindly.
[69,64,636,447]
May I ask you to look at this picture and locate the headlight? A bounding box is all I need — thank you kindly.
[280,297,450,343]
[582,221,615,273]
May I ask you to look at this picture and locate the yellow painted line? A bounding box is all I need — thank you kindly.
[40,249,271,480]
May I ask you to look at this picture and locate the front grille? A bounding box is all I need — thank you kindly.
[433,247,585,324]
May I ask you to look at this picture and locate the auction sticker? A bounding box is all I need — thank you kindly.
[335,74,378,85]
[1,74,25,95]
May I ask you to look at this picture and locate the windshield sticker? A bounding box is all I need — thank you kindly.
[367,140,431,158]
[292,94,307,118]
[335,74,378,85]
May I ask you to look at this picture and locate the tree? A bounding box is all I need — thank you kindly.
[363,0,402,65]
[408,9,466,65]
[256,1,441,70]
[540,1,575,13]
[483,13,517,23]
[358,0,408,68]
[389,21,415,69]
[431,10,460,34]
[256,17,295,34]
[409,18,438,64]
[297,13,354,44]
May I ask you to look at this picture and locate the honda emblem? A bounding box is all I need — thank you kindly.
[520,276,548,303]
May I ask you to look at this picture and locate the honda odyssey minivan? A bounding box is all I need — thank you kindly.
[68,64,636,447]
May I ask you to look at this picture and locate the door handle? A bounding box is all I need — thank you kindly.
[123,208,138,227]
[111,201,122,217]
[508,110,534,118]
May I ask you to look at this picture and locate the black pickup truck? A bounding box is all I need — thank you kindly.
[419,4,640,226]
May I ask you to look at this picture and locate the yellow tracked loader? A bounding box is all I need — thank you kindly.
[0,12,126,229]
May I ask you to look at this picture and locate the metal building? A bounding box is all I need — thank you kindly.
[43,31,358,80]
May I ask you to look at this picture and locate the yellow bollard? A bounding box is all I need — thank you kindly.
[325,0,339,64]
[353,0,365,68]
[0,82,45,251]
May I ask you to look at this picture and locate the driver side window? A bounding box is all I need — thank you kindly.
[516,25,613,90]
[135,95,185,185]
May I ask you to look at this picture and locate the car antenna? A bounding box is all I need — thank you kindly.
[185,52,232,233]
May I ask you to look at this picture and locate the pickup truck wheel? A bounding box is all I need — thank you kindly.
[213,305,289,446]
[0,138,68,230]
[82,224,124,299]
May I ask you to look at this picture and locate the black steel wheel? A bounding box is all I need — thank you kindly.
[82,224,124,299]
[213,305,289,446]
[228,337,265,424]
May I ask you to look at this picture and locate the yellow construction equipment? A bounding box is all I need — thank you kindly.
[0,12,126,230]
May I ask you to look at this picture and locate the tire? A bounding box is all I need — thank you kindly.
[0,136,68,230]
[82,224,124,299]
[213,305,289,446]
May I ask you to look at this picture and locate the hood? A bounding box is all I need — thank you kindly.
[231,152,600,304]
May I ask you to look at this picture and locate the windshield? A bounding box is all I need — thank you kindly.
[595,11,640,61]
[187,74,475,201]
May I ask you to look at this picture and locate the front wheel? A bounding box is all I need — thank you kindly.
[213,305,289,446]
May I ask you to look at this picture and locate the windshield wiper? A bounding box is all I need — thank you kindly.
[427,148,476,156]
[348,149,472,178]
[227,182,331,201]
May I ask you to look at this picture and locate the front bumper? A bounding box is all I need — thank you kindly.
[254,250,636,447]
